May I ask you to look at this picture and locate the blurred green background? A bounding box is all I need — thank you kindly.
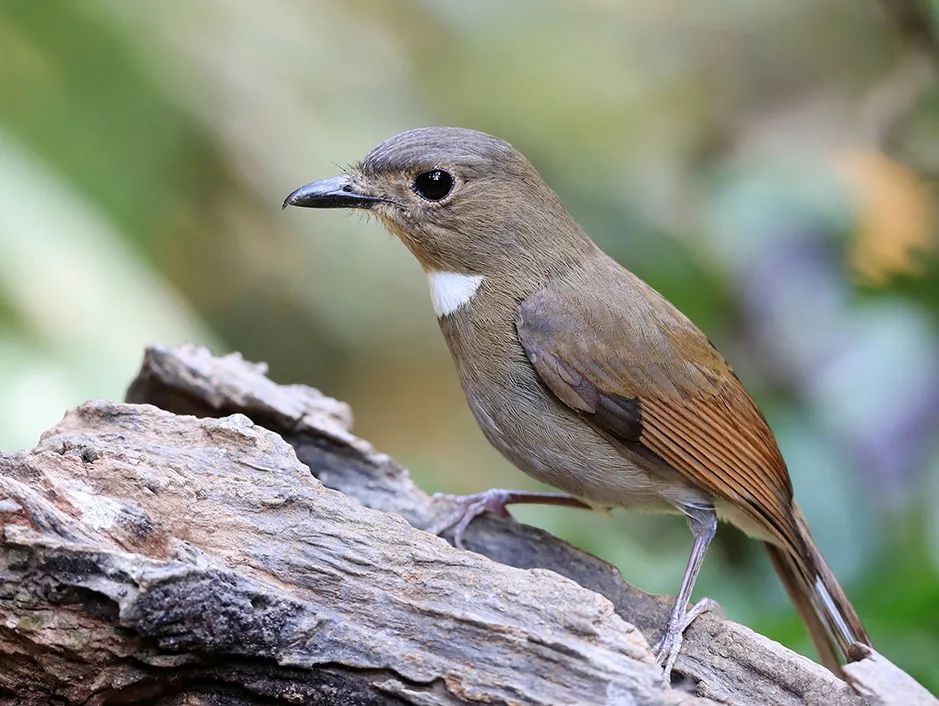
[1,0,937,689]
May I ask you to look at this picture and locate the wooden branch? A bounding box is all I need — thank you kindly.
[0,345,930,705]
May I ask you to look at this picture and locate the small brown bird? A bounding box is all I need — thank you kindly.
[283,127,870,676]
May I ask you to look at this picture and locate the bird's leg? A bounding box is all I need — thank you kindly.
[654,502,718,679]
[427,489,590,548]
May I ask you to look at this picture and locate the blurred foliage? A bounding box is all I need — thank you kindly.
[0,0,937,690]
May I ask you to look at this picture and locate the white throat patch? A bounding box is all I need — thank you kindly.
[427,271,485,318]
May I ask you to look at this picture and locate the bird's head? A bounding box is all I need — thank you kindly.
[284,127,592,279]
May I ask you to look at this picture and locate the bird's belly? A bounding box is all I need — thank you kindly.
[460,367,683,512]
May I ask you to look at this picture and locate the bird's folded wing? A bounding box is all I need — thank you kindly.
[516,281,798,551]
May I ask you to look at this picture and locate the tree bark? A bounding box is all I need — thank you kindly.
[0,344,930,705]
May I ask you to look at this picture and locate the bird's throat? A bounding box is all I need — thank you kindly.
[427,271,486,318]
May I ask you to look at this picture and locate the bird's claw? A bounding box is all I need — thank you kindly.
[426,489,514,548]
[653,597,718,680]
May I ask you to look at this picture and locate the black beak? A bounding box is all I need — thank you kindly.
[282,176,382,210]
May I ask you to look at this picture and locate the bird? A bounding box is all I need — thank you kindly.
[283,126,871,678]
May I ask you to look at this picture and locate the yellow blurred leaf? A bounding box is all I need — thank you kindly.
[837,150,936,284]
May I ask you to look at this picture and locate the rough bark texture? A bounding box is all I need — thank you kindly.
[0,344,931,706]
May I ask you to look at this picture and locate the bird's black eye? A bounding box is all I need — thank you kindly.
[413,170,454,201]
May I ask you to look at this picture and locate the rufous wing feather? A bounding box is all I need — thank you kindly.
[516,278,798,551]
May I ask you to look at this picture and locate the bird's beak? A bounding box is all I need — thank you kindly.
[282,175,382,210]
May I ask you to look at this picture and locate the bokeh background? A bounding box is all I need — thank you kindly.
[1,0,937,689]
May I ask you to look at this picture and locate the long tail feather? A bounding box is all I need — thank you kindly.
[765,505,870,674]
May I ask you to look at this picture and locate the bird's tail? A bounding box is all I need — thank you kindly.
[764,505,870,674]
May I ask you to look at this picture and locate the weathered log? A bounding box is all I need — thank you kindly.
[0,344,930,705]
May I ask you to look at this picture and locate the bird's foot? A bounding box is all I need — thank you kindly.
[426,489,517,549]
[654,597,718,680]
[427,489,587,549]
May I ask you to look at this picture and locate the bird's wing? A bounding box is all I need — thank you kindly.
[516,275,798,550]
